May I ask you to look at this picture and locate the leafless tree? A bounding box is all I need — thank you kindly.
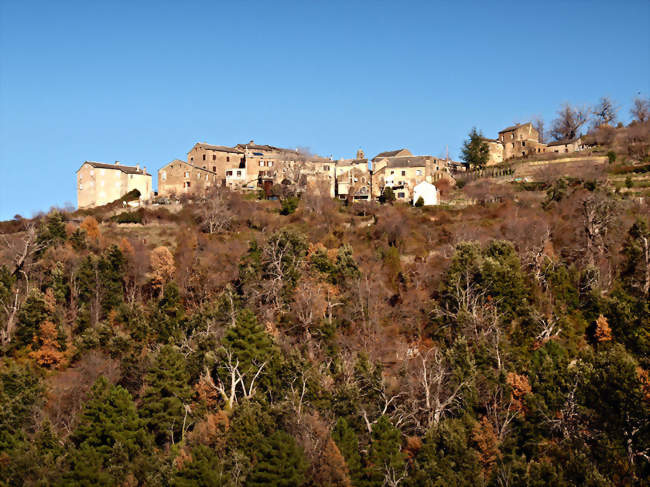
[591,96,618,127]
[630,96,650,123]
[199,187,234,234]
[550,103,590,141]
[580,192,617,267]
[532,116,546,144]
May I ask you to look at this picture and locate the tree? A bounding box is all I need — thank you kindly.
[332,418,363,483]
[414,196,424,207]
[533,116,546,144]
[365,416,406,487]
[593,314,612,343]
[592,96,618,127]
[550,103,590,141]
[150,246,176,295]
[65,377,152,485]
[461,128,489,169]
[380,187,396,204]
[172,445,228,487]
[29,320,65,368]
[247,430,307,487]
[199,187,234,234]
[630,96,650,123]
[621,218,650,297]
[140,345,193,445]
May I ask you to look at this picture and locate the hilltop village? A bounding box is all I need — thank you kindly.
[75,121,587,209]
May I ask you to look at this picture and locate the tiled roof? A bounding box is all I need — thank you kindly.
[383,156,434,168]
[80,161,150,176]
[374,149,412,159]
[192,143,244,154]
[498,122,532,133]
[161,159,218,174]
[547,137,581,147]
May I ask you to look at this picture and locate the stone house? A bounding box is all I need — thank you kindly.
[546,137,584,154]
[334,158,372,200]
[498,123,545,160]
[373,152,452,201]
[77,161,151,209]
[481,138,504,165]
[187,143,245,179]
[158,159,221,196]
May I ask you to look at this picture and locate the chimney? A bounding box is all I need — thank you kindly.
[115,161,120,165]
[143,166,147,174]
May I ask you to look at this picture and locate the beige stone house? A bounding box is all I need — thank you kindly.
[77,161,151,209]
[187,143,245,177]
[498,123,546,160]
[481,138,504,165]
[334,157,372,200]
[546,137,584,154]
[158,159,221,196]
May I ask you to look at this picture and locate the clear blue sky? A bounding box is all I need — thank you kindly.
[1,0,649,219]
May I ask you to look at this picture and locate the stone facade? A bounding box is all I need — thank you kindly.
[373,153,452,201]
[546,137,584,154]
[158,159,221,196]
[77,161,151,209]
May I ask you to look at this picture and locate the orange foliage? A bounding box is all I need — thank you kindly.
[312,438,352,487]
[80,216,101,244]
[29,321,65,368]
[594,314,612,342]
[194,376,220,409]
[472,416,499,474]
[404,436,423,459]
[189,411,230,448]
[507,372,532,413]
[637,367,650,404]
[150,246,175,291]
[119,237,135,258]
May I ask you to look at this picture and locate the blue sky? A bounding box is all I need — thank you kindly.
[1,0,649,219]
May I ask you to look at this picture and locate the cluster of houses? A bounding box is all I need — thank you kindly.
[75,122,586,209]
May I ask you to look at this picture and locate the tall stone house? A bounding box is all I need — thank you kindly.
[483,122,585,166]
[77,161,151,209]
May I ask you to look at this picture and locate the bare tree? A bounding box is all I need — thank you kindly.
[591,96,618,127]
[550,103,590,141]
[199,187,234,234]
[630,96,650,123]
[532,116,545,144]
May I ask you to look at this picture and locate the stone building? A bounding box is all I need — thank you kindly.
[481,138,504,165]
[158,159,220,196]
[334,157,372,201]
[77,161,151,209]
[498,123,546,160]
[187,143,245,178]
[546,137,584,154]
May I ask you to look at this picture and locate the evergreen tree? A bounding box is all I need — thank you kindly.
[222,309,275,374]
[365,416,405,486]
[247,430,307,487]
[64,377,152,486]
[461,128,489,169]
[153,281,186,342]
[332,418,363,484]
[15,289,51,347]
[620,218,649,298]
[140,345,193,445]
[172,445,228,487]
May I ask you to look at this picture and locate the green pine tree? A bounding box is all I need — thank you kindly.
[140,345,193,445]
[461,127,489,169]
[365,416,405,485]
[332,417,363,484]
[247,431,307,487]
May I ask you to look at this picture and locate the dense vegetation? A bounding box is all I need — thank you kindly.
[1,149,649,486]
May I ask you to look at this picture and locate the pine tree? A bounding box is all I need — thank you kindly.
[461,128,489,169]
[172,445,228,487]
[140,345,193,445]
[221,309,274,374]
[247,431,307,487]
[65,377,152,486]
[365,416,405,486]
[332,418,363,484]
[15,289,51,347]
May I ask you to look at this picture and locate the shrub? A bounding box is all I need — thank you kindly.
[415,196,425,207]
[111,210,143,224]
[607,151,617,164]
[625,176,633,189]
[280,196,299,215]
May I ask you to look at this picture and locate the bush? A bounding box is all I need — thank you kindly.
[111,210,143,224]
[415,196,424,207]
[280,196,300,215]
[625,176,633,189]
[607,151,617,164]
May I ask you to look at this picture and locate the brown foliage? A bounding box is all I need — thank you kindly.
[594,314,612,342]
[80,216,101,245]
[472,416,499,474]
[506,372,532,413]
[150,246,175,292]
[29,320,65,368]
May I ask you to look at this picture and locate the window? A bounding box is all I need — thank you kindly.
[324,165,329,171]
[202,154,206,161]
[190,157,194,161]
[185,181,191,188]
[213,155,216,161]
[226,156,230,162]
[390,170,395,175]
[416,169,422,176]
[161,171,167,181]
[398,192,405,198]
[237,170,241,176]
[185,171,190,178]
[401,170,406,176]
[79,183,83,190]
[268,161,273,167]
[522,141,526,147]
[226,170,233,176]
[260,161,265,167]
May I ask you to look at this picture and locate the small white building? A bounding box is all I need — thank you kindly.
[412,181,438,206]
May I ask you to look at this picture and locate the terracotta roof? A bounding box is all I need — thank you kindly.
[79,161,151,176]
[161,159,219,174]
[383,156,433,168]
[192,143,244,154]
[498,122,532,133]
[480,137,500,143]
[235,141,298,154]
[547,137,581,147]
[373,149,412,159]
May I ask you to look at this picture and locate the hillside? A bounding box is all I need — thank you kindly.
[1,162,649,486]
